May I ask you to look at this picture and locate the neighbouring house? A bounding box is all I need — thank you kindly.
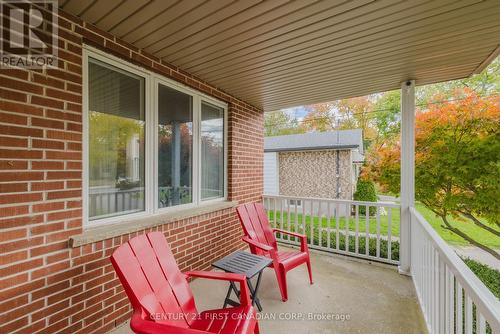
[264,130,364,203]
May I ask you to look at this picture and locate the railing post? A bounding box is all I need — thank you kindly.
[399,79,416,275]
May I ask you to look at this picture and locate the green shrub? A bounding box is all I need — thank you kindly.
[353,179,377,215]
[463,258,500,299]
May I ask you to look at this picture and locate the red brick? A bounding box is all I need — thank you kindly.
[0,68,28,80]
[0,100,43,116]
[47,171,81,179]
[0,192,42,205]
[47,129,82,141]
[0,149,43,159]
[0,136,27,147]
[31,117,65,129]
[32,161,64,170]
[0,214,43,228]
[0,124,43,137]
[0,205,29,218]
[0,228,27,243]
[0,76,43,94]
[0,171,44,181]
[47,209,81,221]
[32,138,65,150]
[32,73,65,89]
[47,189,81,200]
[0,88,27,102]
[46,87,82,104]
[31,95,65,109]
[32,181,65,191]
[31,222,65,235]
[0,111,28,125]
[0,160,28,170]
[46,109,81,122]
[0,258,43,277]
[0,182,28,193]
[33,201,65,213]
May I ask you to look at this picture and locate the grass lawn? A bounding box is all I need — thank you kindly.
[267,202,500,249]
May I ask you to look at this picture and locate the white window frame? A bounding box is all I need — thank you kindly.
[83,46,228,228]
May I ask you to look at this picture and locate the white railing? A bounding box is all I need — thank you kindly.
[263,194,401,265]
[410,207,500,334]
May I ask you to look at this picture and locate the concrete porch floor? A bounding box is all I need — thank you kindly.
[110,248,426,334]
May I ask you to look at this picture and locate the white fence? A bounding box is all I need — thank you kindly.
[411,207,500,334]
[263,194,401,265]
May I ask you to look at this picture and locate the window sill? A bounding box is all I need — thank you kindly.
[69,200,238,247]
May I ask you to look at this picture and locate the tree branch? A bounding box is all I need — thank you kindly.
[440,216,500,260]
[458,211,500,237]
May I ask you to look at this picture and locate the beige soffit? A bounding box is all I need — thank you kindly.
[60,0,500,111]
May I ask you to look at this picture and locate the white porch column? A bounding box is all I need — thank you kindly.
[399,80,415,275]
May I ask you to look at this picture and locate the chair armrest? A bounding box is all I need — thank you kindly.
[273,229,309,253]
[131,310,207,334]
[273,228,306,239]
[242,236,273,252]
[185,271,251,306]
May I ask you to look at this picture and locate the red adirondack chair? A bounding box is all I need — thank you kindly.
[110,231,259,334]
[236,203,313,302]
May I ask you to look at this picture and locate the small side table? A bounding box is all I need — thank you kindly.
[212,251,273,312]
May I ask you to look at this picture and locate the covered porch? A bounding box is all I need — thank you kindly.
[0,1,499,334]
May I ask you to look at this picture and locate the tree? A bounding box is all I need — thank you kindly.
[300,103,336,132]
[373,90,401,141]
[264,110,304,136]
[364,89,500,259]
[331,96,378,145]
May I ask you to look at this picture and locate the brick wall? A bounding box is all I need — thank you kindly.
[0,8,263,334]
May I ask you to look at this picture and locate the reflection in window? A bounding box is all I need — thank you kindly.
[88,59,145,220]
[201,102,224,200]
[158,84,193,208]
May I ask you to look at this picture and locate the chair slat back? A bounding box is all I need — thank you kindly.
[110,232,196,328]
[237,203,277,253]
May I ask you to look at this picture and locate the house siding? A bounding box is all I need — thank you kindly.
[0,8,263,334]
[278,150,353,200]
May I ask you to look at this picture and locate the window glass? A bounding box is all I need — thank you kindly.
[201,101,224,200]
[88,58,145,220]
[157,84,193,208]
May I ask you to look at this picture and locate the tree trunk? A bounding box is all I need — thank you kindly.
[459,212,500,238]
[440,216,500,260]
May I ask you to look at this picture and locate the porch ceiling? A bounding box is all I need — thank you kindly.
[60,0,500,111]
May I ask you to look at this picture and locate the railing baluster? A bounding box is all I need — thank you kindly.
[294,199,298,243]
[302,199,306,235]
[309,200,314,246]
[354,204,359,254]
[273,197,277,229]
[376,207,380,258]
[280,198,284,240]
[445,266,451,334]
[447,268,454,334]
[456,281,463,334]
[335,203,340,251]
[286,200,291,241]
[344,203,349,252]
[387,208,392,260]
[318,201,322,248]
[327,201,331,249]
[465,295,472,334]
[365,205,369,256]
[478,313,486,334]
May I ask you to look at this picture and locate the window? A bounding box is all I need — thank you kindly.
[288,199,302,207]
[157,84,193,208]
[84,49,227,226]
[201,102,224,200]
[88,58,145,221]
